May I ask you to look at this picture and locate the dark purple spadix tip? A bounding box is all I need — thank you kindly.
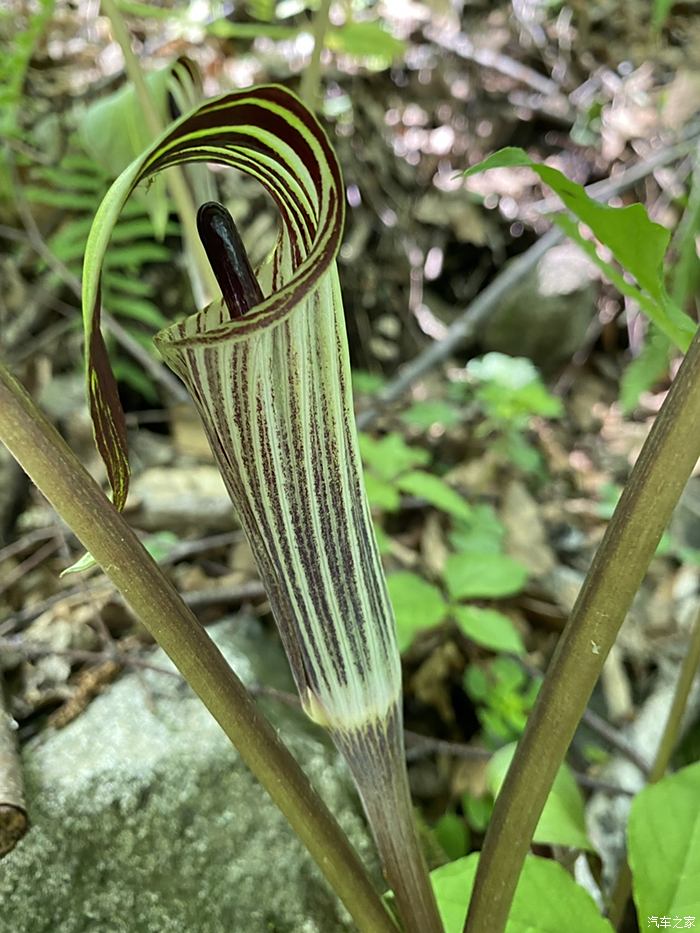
[197,201,264,320]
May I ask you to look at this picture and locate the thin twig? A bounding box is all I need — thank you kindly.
[404,732,635,796]
[0,525,58,564]
[517,657,651,775]
[0,537,61,598]
[424,25,572,112]
[0,636,180,678]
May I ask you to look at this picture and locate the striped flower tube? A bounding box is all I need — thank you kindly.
[82,85,441,931]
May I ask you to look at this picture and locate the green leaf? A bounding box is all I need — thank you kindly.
[387,572,449,651]
[107,296,169,329]
[619,328,671,413]
[467,353,563,421]
[444,552,528,600]
[112,358,159,403]
[103,273,155,297]
[79,58,203,237]
[467,353,541,391]
[449,505,505,555]
[652,0,674,28]
[359,432,430,482]
[60,550,98,576]
[488,744,593,851]
[464,148,696,350]
[23,186,103,211]
[453,605,525,655]
[61,529,179,576]
[462,793,492,832]
[207,19,299,40]
[104,243,171,267]
[396,470,472,521]
[364,472,401,512]
[373,522,391,556]
[671,159,700,309]
[431,853,612,933]
[628,761,700,925]
[433,813,469,861]
[352,369,386,395]
[400,399,462,430]
[326,21,405,66]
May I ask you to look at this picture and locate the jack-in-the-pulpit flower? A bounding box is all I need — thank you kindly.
[82,86,442,931]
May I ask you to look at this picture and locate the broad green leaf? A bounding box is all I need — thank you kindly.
[468,352,563,421]
[103,273,155,297]
[449,504,505,555]
[359,432,430,482]
[619,328,671,413]
[488,744,593,851]
[462,793,492,832]
[23,186,101,211]
[112,358,159,403]
[79,58,206,238]
[352,369,386,395]
[373,523,391,556]
[207,19,299,40]
[444,552,528,600]
[105,296,169,329]
[431,853,611,933]
[103,243,171,267]
[466,353,541,391]
[671,157,700,309]
[453,605,525,654]
[464,148,695,350]
[628,761,700,925]
[364,472,401,512]
[327,21,405,66]
[400,399,462,430]
[652,0,674,28]
[433,813,469,861]
[387,572,449,650]
[396,470,472,521]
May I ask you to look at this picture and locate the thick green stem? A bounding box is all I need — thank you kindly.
[299,0,332,108]
[465,325,700,933]
[100,0,218,305]
[0,363,397,933]
[607,599,700,927]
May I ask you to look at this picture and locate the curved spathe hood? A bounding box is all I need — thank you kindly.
[82,85,400,733]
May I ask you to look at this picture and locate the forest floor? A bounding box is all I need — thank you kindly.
[2,0,700,914]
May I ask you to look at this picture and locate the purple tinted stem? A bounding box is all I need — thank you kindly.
[196,201,264,319]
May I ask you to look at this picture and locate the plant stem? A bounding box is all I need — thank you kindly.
[465,324,700,933]
[607,600,700,928]
[299,0,332,108]
[335,710,444,933]
[100,0,218,305]
[0,363,397,933]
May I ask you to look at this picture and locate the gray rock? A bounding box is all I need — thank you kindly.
[127,465,235,532]
[1,618,378,933]
[480,242,598,371]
